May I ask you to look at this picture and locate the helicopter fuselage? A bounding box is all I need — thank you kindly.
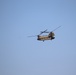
[28,26,61,42]
[37,35,55,41]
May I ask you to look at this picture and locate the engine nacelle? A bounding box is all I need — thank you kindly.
[49,32,55,37]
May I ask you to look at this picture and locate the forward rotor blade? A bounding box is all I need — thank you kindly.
[44,29,47,32]
[44,31,49,33]
[28,35,37,37]
[41,29,47,33]
[40,29,48,35]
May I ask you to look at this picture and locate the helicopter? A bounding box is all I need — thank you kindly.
[28,26,61,42]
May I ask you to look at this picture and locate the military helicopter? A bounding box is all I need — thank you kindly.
[28,26,61,42]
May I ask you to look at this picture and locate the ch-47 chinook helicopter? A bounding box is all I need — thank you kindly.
[28,26,61,42]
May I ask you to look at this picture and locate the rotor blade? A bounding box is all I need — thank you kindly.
[52,26,61,32]
[44,29,47,32]
[27,35,37,37]
[41,31,49,33]
[44,31,49,33]
[40,29,48,35]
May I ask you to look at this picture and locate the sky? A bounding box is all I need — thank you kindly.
[0,0,76,75]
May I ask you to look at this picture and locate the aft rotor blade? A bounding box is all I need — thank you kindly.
[52,26,61,32]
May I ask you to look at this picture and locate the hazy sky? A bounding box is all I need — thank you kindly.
[0,0,76,75]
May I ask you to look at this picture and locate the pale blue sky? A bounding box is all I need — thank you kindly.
[0,0,76,75]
